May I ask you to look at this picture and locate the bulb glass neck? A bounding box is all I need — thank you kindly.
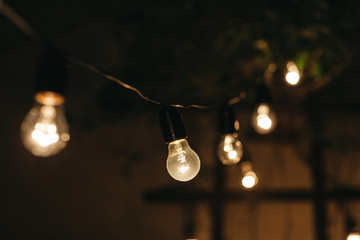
[35,91,65,106]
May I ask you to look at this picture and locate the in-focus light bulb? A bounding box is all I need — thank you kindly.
[217,133,243,165]
[251,103,277,135]
[167,139,200,182]
[20,91,70,157]
[348,233,360,240]
[240,161,258,189]
[285,61,301,86]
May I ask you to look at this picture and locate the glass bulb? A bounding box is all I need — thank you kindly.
[251,103,277,135]
[348,233,360,240]
[166,139,200,182]
[20,91,70,157]
[217,133,243,165]
[241,161,258,189]
[285,61,301,86]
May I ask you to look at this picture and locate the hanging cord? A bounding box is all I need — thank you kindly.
[0,0,43,43]
[0,0,246,110]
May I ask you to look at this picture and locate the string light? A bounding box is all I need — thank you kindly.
[217,106,243,165]
[240,160,258,189]
[251,84,277,135]
[20,51,70,157]
[241,161,258,189]
[284,61,301,86]
[159,107,200,182]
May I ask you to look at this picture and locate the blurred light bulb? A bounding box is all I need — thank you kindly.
[242,171,258,188]
[348,233,360,240]
[217,133,243,165]
[251,103,277,134]
[20,91,70,157]
[167,139,200,182]
[241,161,258,189]
[285,61,301,86]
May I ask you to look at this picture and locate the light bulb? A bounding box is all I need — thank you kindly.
[166,139,200,182]
[251,103,277,134]
[240,161,258,189]
[347,233,360,240]
[285,61,301,86]
[217,133,243,165]
[20,91,70,157]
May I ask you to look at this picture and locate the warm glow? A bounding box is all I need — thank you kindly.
[167,139,200,182]
[257,104,270,114]
[242,171,258,188]
[178,154,190,174]
[347,233,360,240]
[241,162,258,189]
[32,123,59,147]
[35,91,65,105]
[285,61,301,86]
[285,72,300,85]
[251,103,277,134]
[217,133,243,165]
[20,99,70,157]
[228,150,238,159]
[256,114,272,130]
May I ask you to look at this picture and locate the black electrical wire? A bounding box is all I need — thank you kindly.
[0,0,40,42]
[0,0,246,110]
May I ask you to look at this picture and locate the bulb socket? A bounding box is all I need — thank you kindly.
[35,49,67,96]
[219,105,236,134]
[256,84,271,104]
[159,106,187,144]
[347,215,359,233]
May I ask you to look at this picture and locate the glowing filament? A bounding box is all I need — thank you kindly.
[256,115,272,130]
[348,233,360,240]
[228,150,238,159]
[20,93,70,157]
[177,153,190,174]
[285,61,301,86]
[252,103,277,134]
[217,133,243,165]
[241,162,258,189]
[32,123,59,146]
[242,172,257,188]
[166,139,200,182]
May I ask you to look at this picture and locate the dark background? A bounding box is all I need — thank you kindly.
[0,0,359,239]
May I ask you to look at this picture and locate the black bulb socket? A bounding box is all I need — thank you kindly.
[159,106,187,144]
[256,84,271,104]
[219,105,236,134]
[35,49,67,96]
